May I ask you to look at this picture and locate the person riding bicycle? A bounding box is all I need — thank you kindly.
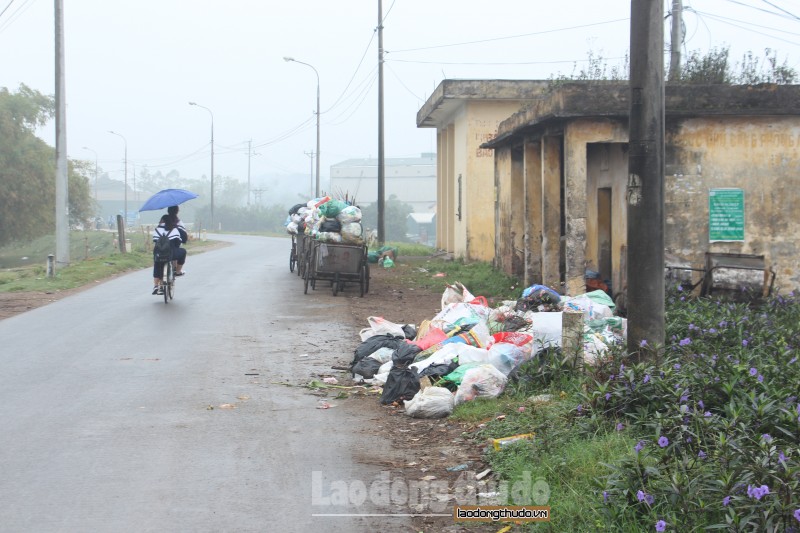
[152,213,188,294]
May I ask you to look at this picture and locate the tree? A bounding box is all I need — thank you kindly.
[359,195,414,242]
[0,84,93,245]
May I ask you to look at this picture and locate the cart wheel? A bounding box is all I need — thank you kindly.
[332,274,340,296]
[359,265,366,297]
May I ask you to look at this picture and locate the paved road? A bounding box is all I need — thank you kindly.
[0,235,412,532]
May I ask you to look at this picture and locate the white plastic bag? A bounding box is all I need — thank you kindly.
[440,282,476,310]
[432,302,491,326]
[520,311,563,351]
[404,387,454,418]
[359,316,407,341]
[454,364,508,405]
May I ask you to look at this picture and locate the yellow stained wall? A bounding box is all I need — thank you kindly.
[665,116,800,290]
[464,101,526,262]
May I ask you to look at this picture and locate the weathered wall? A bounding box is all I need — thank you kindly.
[665,116,800,290]
[586,142,629,297]
[524,140,543,286]
[494,146,525,277]
[563,119,628,295]
[464,101,526,262]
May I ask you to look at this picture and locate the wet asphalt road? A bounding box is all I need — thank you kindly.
[0,235,413,533]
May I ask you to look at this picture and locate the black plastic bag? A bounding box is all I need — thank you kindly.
[352,335,405,365]
[319,219,342,233]
[288,203,305,215]
[380,367,420,404]
[392,343,422,365]
[351,357,383,379]
[417,361,459,380]
[402,324,417,340]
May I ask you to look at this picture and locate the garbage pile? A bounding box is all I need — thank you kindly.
[350,282,626,418]
[286,196,364,245]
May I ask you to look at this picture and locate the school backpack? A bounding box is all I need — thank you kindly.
[153,230,173,262]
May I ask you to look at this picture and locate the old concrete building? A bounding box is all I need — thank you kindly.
[329,153,436,214]
[480,82,800,296]
[416,80,551,261]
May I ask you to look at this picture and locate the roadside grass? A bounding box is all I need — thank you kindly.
[387,243,521,303]
[0,230,217,292]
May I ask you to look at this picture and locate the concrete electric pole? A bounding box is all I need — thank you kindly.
[627,0,665,358]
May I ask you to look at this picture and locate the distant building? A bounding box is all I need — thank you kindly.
[329,153,437,214]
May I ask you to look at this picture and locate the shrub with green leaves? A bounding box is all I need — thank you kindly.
[578,289,800,532]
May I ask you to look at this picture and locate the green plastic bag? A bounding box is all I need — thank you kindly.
[440,362,481,386]
[317,199,348,218]
[382,257,395,268]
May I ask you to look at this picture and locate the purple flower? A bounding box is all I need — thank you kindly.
[709,328,717,334]
[680,395,688,403]
[679,338,691,346]
[646,494,654,505]
[658,436,669,448]
[698,400,705,409]
[790,357,798,364]
[749,367,758,376]
[643,374,651,384]
[603,490,609,504]
[742,339,749,346]
[637,490,646,501]
[794,508,800,523]
[723,496,731,506]
[616,423,625,431]
[719,320,727,328]
[758,374,764,383]
[698,450,707,459]
[577,404,583,413]
[674,364,682,370]
[704,411,712,417]
[635,440,646,453]
[747,484,769,500]
[640,339,648,347]
[686,436,692,443]
[619,364,625,373]
[779,451,786,462]
[605,393,611,401]
[762,433,772,442]
[609,374,615,380]
[655,520,666,532]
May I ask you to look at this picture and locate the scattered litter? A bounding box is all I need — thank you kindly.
[420,475,437,481]
[433,272,446,277]
[322,377,339,384]
[476,469,492,480]
[236,395,250,401]
[298,353,310,358]
[518,406,526,413]
[218,403,236,409]
[317,400,336,409]
[206,405,214,410]
[446,463,471,472]
[529,394,553,404]
[492,433,534,451]
[478,491,500,498]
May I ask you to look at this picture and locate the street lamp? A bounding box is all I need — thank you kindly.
[107,131,127,227]
[284,56,320,197]
[189,101,215,230]
[82,146,98,202]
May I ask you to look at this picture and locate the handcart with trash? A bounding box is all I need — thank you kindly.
[304,240,370,297]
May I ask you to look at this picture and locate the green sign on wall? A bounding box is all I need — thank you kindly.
[709,188,745,242]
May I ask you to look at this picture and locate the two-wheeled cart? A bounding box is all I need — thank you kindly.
[304,240,370,297]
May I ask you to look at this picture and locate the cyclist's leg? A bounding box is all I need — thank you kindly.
[152,260,163,294]
[174,247,187,275]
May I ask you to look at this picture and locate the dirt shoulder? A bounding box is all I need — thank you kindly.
[335,260,496,533]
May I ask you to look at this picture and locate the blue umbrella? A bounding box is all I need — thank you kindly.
[139,189,199,212]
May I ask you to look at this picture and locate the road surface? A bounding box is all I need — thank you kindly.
[0,235,414,532]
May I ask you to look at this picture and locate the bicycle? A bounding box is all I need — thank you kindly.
[161,259,176,303]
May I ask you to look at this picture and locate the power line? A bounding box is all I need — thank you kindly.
[388,56,628,66]
[0,0,16,20]
[0,0,35,34]
[761,0,800,21]
[386,63,424,103]
[693,9,800,47]
[720,0,799,20]
[321,29,376,114]
[693,9,800,37]
[387,17,629,54]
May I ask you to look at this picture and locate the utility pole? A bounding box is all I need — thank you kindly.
[669,0,683,81]
[627,0,665,358]
[377,0,386,244]
[304,150,315,199]
[54,0,69,269]
[247,139,252,206]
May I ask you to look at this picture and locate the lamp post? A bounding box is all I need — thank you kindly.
[284,56,320,197]
[82,146,98,202]
[189,101,215,230]
[107,130,127,227]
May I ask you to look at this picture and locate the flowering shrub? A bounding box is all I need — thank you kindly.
[581,290,800,531]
